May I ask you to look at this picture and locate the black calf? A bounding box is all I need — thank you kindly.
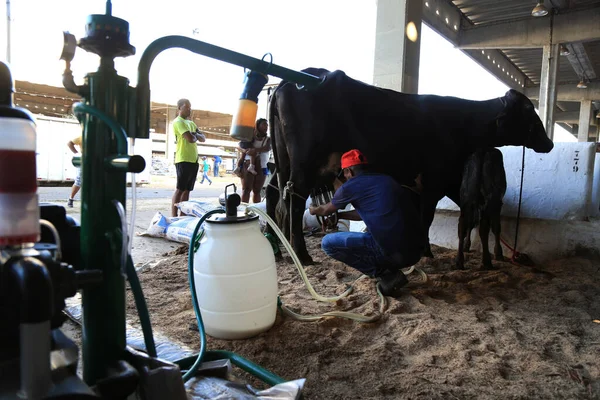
[456,148,507,270]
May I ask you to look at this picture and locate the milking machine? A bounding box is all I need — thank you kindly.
[0,1,326,398]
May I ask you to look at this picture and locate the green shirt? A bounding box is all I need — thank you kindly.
[172,116,199,164]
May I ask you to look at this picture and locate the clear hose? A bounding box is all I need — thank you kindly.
[128,137,137,255]
[39,219,62,261]
[244,204,428,322]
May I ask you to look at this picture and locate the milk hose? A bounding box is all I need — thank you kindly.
[39,219,62,261]
[128,137,137,255]
[244,205,428,322]
[113,199,157,357]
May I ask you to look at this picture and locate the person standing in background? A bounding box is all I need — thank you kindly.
[171,98,206,217]
[240,118,271,203]
[200,156,212,185]
[67,135,83,208]
[213,155,222,177]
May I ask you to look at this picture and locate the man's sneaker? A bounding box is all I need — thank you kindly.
[247,164,258,175]
[67,198,74,208]
[377,269,408,297]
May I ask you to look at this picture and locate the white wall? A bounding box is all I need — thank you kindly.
[429,211,600,264]
[437,142,598,220]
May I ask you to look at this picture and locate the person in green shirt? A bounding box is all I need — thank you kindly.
[199,156,212,185]
[171,98,206,217]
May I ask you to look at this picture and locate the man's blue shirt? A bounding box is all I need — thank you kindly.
[331,173,425,257]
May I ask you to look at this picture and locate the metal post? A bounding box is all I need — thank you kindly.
[373,0,422,93]
[578,100,592,142]
[6,0,11,63]
[538,44,559,140]
[165,104,169,160]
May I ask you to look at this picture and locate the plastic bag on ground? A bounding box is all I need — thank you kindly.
[177,200,221,218]
[166,217,203,244]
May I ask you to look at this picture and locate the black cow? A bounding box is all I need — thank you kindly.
[456,148,507,270]
[267,68,553,265]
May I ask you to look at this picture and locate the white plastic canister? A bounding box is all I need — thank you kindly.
[0,116,39,245]
[193,213,278,339]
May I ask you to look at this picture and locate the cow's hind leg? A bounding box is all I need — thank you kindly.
[479,214,494,270]
[464,229,472,252]
[289,194,314,265]
[421,198,438,258]
[455,212,467,270]
[491,211,504,262]
[265,173,283,260]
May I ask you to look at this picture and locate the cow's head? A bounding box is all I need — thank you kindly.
[495,89,554,153]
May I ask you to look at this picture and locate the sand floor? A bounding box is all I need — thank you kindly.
[126,234,600,399]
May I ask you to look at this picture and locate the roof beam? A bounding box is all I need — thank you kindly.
[525,82,600,101]
[564,43,597,81]
[422,0,526,90]
[458,7,600,49]
[554,110,598,125]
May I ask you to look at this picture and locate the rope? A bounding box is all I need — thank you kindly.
[512,146,526,263]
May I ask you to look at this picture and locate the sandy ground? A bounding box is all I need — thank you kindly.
[126,234,600,400]
[51,176,600,398]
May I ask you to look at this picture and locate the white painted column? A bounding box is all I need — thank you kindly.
[578,100,592,142]
[373,0,422,94]
[538,44,559,140]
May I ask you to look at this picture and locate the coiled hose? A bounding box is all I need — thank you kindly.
[244,205,428,323]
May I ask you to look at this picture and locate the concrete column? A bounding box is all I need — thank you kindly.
[538,44,559,140]
[373,0,422,93]
[578,100,592,142]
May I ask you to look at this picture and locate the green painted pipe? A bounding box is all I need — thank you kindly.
[105,155,146,173]
[136,35,323,139]
[73,102,128,155]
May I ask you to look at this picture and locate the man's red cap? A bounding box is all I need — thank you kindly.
[341,149,368,169]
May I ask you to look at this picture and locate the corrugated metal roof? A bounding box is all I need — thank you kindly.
[449,0,600,111]
[502,48,581,85]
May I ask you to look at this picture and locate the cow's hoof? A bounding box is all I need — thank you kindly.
[481,263,496,271]
[298,253,315,266]
[454,263,465,270]
[495,254,505,261]
[424,250,435,258]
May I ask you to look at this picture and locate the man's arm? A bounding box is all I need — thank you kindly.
[194,128,206,143]
[309,202,338,216]
[338,209,362,221]
[182,131,197,143]
[67,141,78,154]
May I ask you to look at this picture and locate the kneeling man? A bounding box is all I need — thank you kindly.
[309,149,425,297]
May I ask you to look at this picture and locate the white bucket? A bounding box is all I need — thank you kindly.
[193,216,278,339]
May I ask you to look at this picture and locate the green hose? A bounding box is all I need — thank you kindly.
[182,208,225,383]
[176,350,285,386]
[180,208,286,385]
[125,255,157,358]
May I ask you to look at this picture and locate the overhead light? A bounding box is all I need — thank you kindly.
[577,80,587,89]
[559,45,570,56]
[531,1,549,17]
